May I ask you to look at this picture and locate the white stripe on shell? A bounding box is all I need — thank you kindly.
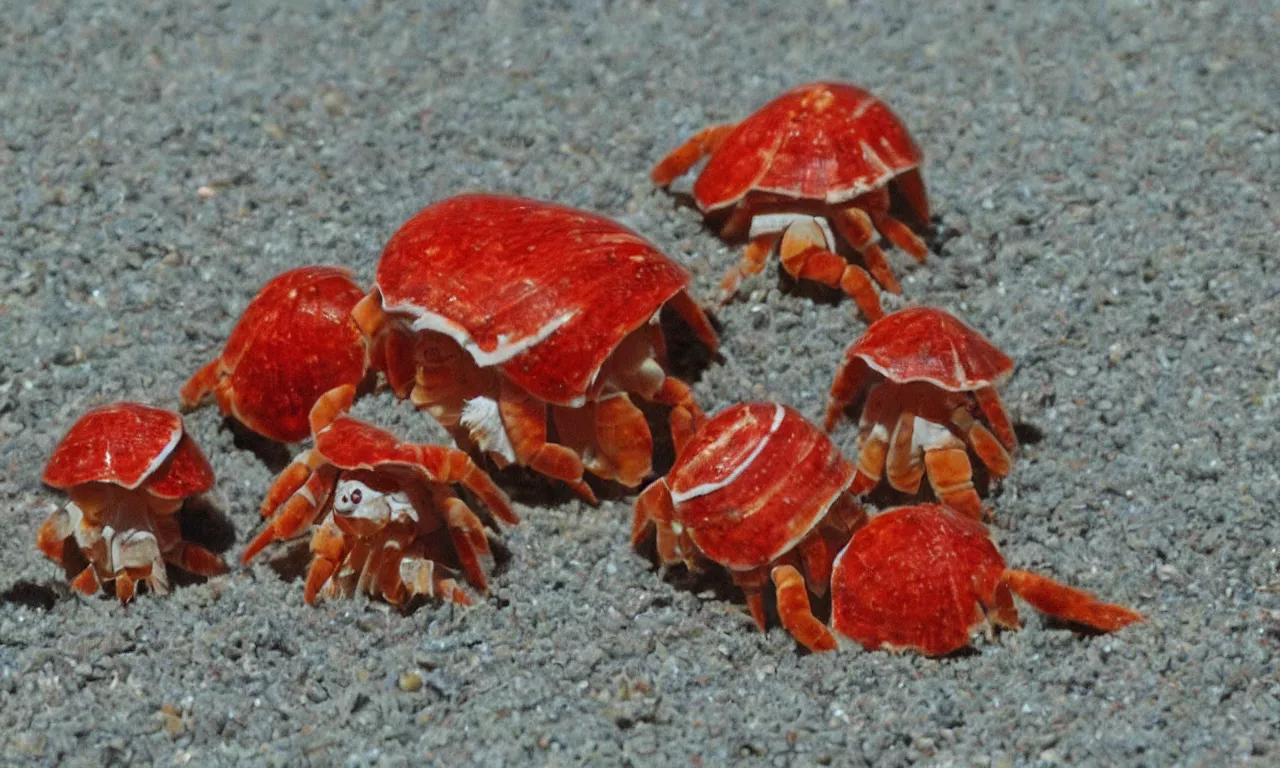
[381,292,577,368]
[670,404,786,504]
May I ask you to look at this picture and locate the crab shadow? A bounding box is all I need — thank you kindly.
[0,580,64,610]
[224,419,294,474]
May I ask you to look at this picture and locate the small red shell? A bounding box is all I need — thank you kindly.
[830,504,1005,655]
[845,307,1013,391]
[665,403,854,569]
[373,194,694,405]
[42,403,214,499]
[315,416,432,473]
[183,266,368,443]
[693,82,924,212]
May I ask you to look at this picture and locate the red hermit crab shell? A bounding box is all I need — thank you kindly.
[354,194,719,502]
[632,403,865,651]
[827,505,1143,656]
[180,265,370,444]
[243,386,518,607]
[653,81,931,318]
[39,402,225,601]
[825,307,1018,519]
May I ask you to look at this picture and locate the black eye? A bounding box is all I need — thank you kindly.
[350,489,362,503]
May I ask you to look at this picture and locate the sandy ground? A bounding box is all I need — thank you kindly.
[1,0,1278,765]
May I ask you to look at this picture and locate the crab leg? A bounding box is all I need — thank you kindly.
[830,207,900,294]
[731,567,771,632]
[884,410,926,494]
[850,392,895,496]
[441,494,492,592]
[36,503,78,563]
[592,393,654,488]
[951,407,1012,478]
[178,359,223,411]
[413,445,518,526]
[643,375,704,457]
[778,219,884,321]
[259,448,327,518]
[244,464,340,564]
[918,424,983,520]
[651,123,737,186]
[69,565,101,595]
[498,382,598,504]
[718,233,778,304]
[303,517,346,604]
[1003,570,1143,632]
[974,386,1017,451]
[770,565,838,652]
[858,187,928,263]
[399,555,471,605]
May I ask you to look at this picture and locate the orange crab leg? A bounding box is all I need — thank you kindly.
[651,123,737,186]
[416,445,518,526]
[259,448,326,518]
[974,386,1017,451]
[631,480,672,549]
[718,233,778,304]
[771,565,838,652]
[442,496,492,592]
[824,358,870,432]
[732,567,771,632]
[593,394,654,488]
[923,441,982,520]
[178,359,222,410]
[858,187,928,263]
[244,464,339,564]
[1003,570,1143,632]
[70,565,101,595]
[645,376,704,457]
[779,219,884,321]
[164,542,227,576]
[884,410,925,494]
[500,383,597,504]
[833,207,902,294]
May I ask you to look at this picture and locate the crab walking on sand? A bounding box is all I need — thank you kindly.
[39,402,226,601]
[181,265,372,444]
[632,403,867,651]
[353,193,719,503]
[797,504,1144,655]
[825,307,1018,519]
[243,386,518,607]
[653,81,931,320]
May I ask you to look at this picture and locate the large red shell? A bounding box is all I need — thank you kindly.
[42,403,214,499]
[693,82,923,213]
[314,417,426,473]
[209,266,368,443]
[373,194,693,406]
[846,307,1013,391]
[830,504,1005,655]
[665,403,854,570]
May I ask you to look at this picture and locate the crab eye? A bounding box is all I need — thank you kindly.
[350,489,362,504]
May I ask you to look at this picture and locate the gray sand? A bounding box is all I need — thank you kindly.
[2,1,1278,765]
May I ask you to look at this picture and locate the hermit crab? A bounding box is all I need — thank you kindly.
[353,194,719,502]
[652,81,930,320]
[824,307,1017,519]
[802,504,1142,655]
[39,402,226,601]
[242,386,518,606]
[181,265,370,444]
[632,403,865,651]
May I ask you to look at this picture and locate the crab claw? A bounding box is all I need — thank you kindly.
[1004,570,1144,633]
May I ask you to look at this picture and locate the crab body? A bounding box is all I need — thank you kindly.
[181,265,370,443]
[632,403,865,651]
[243,386,518,607]
[653,82,931,320]
[354,194,719,502]
[819,505,1143,655]
[39,403,226,601]
[825,307,1017,519]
